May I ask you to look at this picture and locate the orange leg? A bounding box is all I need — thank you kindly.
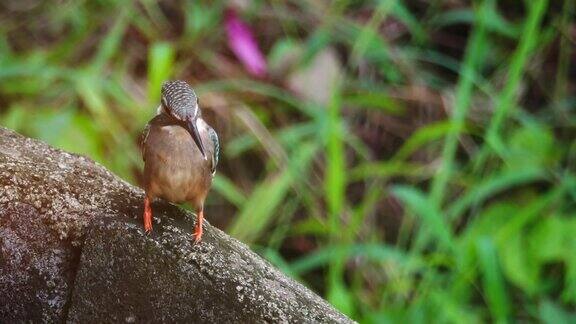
[143,196,153,233]
[193,207,204,244]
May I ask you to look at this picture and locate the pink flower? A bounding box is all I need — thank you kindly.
[225,8,267,77]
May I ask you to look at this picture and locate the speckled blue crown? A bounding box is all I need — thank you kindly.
[161,80,198,120]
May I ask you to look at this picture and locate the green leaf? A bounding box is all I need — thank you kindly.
[447,167,546,220]
[148,42,175,103]
[292,217,328,236]
[229,142,316,243]
[268,38,301,74]
[430,6,520,38]
[343,92,404,115]
[539,299,576,324]
[388,0,426,43]
[496,188,564,245]
[351,161,429,181]
[226,123,316,158]
[0,105,26,130]
[289,244,422,275]
[507,123,558,169]
[325,81,345,232]
[484,0,551,157]
[500,229,538,294]
[327,279,355,317]
[393,121,457,161]
[429,0,492,206]
[212,175,246,208]
[392,186,454,250]
[91,11,128,71]
[476,237,510,323]
[228,171,291,243]
[430,291,481,324]
[27,108,104,164]
[184,2,221,40]
[529,216,567,262]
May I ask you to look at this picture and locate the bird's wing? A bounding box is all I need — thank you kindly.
[208,126,219,175]
[140,122,151,162]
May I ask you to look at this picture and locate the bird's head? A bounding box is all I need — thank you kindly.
[159,80,207,159]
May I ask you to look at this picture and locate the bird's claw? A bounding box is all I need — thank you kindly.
[192,226,203,244]
[143,216,153,234]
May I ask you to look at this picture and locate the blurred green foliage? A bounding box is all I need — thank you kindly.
[1,0,575,322]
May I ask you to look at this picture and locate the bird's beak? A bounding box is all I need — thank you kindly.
[186,118,207,160]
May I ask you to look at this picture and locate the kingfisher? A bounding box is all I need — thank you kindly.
[141,80,219,243]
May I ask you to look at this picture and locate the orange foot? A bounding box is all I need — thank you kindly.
[143,196,153,233]
[193,208,204,244]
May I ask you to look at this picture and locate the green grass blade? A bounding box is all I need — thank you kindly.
[212,175,247,208]
[447,168,546,220]
[429,0,491,206]
[393,185,454,251]
[91,11,128,72]
[539,300,576,324]
[325,80,346,235]
[476,237,510,323]
[228,142,316,243]
[393,121,456,162]
[323,80,354,315]
[148,42,175,103]
[290,244,422,275]
[484,0,550,155]
[228,171,292,243]
[350,161,429,181]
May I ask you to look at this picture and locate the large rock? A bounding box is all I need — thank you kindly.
[0,127,352,323]
[0,202,78,322]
